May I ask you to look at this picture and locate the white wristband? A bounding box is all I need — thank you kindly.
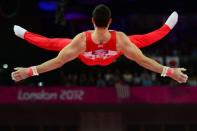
[161,66,169,77]
[31,66,39,76]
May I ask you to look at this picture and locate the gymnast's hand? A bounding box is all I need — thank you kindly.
[169,68,188,84]
[11,67,29,82]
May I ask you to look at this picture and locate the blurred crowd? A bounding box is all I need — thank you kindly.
[58,67,196,88]
[1,56,196,87]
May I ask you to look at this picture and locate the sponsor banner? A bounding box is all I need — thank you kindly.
[0,87,117,104]
[128,87,197,104]
[0,87,197,104]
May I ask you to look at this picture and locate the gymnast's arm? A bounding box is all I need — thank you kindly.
[117,32,188,83]
[36,33,85,74]
[11,33,86,82]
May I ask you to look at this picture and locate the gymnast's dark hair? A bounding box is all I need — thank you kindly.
[92,4,111,27]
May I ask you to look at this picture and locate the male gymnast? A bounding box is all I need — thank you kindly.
[11,4,188,83]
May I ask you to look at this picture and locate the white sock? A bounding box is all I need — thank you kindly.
[165,11,178,29]
[13,25,27,39]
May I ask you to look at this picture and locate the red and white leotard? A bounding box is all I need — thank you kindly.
[79,31,122,66]
[24,24,171,66]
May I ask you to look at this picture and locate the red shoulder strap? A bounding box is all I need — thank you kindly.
[111,31,116,44]
[107,31,117,50]
[85,31,93,51]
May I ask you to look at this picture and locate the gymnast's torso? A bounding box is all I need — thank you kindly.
[78,30,122,66]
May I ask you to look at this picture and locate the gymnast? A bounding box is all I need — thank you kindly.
[11,4,188,83]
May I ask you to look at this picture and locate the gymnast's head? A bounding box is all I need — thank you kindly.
[92,4,112,29]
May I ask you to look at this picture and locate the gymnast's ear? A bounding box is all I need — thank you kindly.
[108,18,112,25]
[92,18,95,25]
[92,18,97,28]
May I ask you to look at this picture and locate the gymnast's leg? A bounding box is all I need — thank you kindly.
[13,12,178,51]
[14,25,71,51]
[128,11,178,48]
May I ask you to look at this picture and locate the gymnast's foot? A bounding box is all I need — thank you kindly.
[13,25,27,39]
[165,11,178,29]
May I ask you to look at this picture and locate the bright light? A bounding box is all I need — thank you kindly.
[3,64,8,69]
[38,82,44,87]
